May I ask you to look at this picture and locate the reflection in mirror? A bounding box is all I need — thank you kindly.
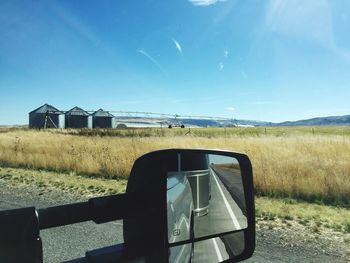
[169,231,245,263]
[166,153,247,249]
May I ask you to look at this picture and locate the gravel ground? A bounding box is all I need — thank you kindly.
[245,222,349,263]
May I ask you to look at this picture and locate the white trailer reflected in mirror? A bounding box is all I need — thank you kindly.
[166,153,248,263]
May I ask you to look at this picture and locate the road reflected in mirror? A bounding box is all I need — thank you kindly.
[166,153,247,249]
[170,231,245,263]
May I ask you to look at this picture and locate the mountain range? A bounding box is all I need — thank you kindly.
[178,114,350,127]
[275,114,350,126]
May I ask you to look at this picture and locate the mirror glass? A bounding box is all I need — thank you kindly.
[166,153,247,247]
[169,231,245,263]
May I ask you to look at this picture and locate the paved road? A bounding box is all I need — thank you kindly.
[211,165,246,214]
[193,238,228,263]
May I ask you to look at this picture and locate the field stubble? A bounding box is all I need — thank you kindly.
[0,128,349,207]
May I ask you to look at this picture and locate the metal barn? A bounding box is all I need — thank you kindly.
[92,109,114,128]
[29,104,65,129]
[65,107,91,128]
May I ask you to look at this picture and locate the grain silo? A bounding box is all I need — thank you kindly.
[65,106,91,128]
[29,104,65,129]
[92,109,114,128]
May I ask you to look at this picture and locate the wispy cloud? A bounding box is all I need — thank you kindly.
[219,62,224,71]
[227,107,235,111]
[171,38,182,54]
[224,49,229,58]
[189,0,226,6]
[137,49,167,76]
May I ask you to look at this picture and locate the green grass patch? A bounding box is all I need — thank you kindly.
[256,197,350,233]
[0,166,127,197]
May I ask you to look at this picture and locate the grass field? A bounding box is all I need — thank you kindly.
[0,127,350,207]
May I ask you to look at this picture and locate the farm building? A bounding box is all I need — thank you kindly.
[65,107,92,128]
[29,104,65,129]
[92,109,114,128]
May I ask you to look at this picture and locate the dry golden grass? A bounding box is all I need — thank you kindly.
[0,129,349,206]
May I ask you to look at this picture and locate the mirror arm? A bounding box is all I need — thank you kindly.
[37,202,90,230]
[37,193,129,229]
[89,193,128,224]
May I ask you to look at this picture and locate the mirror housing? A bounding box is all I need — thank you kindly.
[124,149,255,263]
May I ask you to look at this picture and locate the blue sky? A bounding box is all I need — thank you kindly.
[1,0,350,124]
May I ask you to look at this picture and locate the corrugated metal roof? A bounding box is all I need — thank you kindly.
[29,104,62,114]
[65,106,89,116]
[92,109,114,117]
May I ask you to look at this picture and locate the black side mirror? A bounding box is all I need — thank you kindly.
[124,149,255,263]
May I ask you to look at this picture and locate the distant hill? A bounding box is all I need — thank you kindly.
[165,118,273,127]
[276,115,350,126]
[175,115,350,127]
[114,115,350,128]
[180,118,256,127]
[0,125,28,128]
